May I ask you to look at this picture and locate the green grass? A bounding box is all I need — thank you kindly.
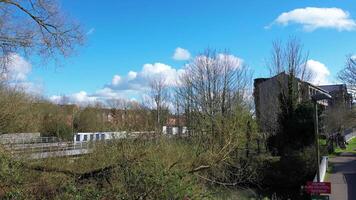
[324,162,333,182]
[326,138,355,180]
[334,137,356,155]
[209,187,259,200]
[318,139,327,146]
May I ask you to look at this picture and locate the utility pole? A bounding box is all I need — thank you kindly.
[313,101,320,182]
[311,92,331,183]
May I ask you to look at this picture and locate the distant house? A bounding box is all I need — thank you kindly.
[253,72,353,134]
[162,115,187,135]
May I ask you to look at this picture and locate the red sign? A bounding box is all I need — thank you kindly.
[306,182,331,194]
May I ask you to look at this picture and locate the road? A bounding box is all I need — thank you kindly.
[329,152,356,200]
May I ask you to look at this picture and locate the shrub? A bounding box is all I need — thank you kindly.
[262,146,316,188]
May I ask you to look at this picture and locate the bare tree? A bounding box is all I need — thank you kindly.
[338,55,356,97]
[177,49,252,144]
[0,0,84,73]
[149,76,169,132]
[268,37,312,81]
[107,98,135,131]
[258,38,312,135]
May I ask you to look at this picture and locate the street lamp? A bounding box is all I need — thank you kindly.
[311,92,332,182]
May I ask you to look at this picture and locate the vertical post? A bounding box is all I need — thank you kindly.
[314,101,320,182]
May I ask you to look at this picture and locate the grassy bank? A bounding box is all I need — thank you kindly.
[1,137,265,199]
[335,137,356,154]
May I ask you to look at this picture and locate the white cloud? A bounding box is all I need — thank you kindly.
[49,95,62,103]
[72,91,95,103]
[173,47,191,60]
[0,53,43,95]
[306,59,330,85]
[50,91,98,105]
[269,7,356,31]
[52,53,244,106]
[111,75,121,85]
[127,71,137,80]
[2,53,32,81]
[217,53,244,69]
[141,62,184,86]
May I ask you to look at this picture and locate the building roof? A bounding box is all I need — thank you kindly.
[318,84,347,93]
[254,72,330,94]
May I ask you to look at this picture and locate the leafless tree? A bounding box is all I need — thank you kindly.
[268,37,312,81]
[258,38,313,135]
[149,76,169,132]
[0,0,84,74]
[338,55,356,97]
[324,103,355,135]
[177,49,252,144]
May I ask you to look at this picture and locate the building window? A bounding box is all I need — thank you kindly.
[76,135,80,141]
[101,134,105,140]
[90,134,94,141]
[96,134,100,140]
[83,135,88,141]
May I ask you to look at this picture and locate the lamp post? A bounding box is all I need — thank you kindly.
[311,93,331,182]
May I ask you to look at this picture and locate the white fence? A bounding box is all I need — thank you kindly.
[313,156,328,182]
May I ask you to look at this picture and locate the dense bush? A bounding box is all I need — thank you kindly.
[0,136,268,199]
[262,146,316,187]
[268,102,315,155]
[40,105,73,141]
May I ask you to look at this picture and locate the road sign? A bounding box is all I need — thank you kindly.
[311,195,329,200]
[306,182,331,194]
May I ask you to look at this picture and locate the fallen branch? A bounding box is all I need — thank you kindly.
[188,165,210,173]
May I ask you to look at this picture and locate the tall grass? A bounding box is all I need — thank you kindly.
[1,136,266,199]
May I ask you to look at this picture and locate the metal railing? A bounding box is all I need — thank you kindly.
[0,136,60,145]
[3,141,95,159]
[11,141,92,153]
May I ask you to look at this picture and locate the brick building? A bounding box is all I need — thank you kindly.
[254,72,353,134]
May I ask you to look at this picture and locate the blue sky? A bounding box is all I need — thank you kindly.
[16,0,356,103]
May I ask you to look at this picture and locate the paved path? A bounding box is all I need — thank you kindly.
[329,152,356,200]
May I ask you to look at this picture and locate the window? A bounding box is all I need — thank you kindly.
[76,135,80,141]
[101,134,105,140]
[83,135,88,141]
[96,134,100,140]
[90,134,94,141]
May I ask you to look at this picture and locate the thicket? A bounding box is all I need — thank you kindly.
[0,136,268,199]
